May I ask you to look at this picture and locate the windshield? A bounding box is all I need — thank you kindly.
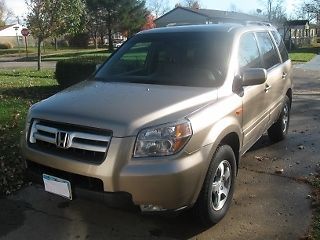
[96,32,231,87]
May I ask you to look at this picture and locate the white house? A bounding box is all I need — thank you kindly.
[0,24,24,37]
[0,23,25,47]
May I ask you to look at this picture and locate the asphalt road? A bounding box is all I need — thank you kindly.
[0,59,319,240]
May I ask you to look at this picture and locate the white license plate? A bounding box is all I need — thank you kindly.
[43,174,72,200]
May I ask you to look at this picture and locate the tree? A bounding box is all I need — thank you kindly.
[229,3,240,12]
[119,0,148,37]
[297,0,320,23]
[142,14,156,30]
[0,0,14,26]
[259,0,287,24]
[147,0,169,18]
[180,0,201,9]
[85,0,147,51]
[26,0,85,70]
[84,6,106,49]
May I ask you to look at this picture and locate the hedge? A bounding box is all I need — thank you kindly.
[55,56,106,88]
[0,42,13,49]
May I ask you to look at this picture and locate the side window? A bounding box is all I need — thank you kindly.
[271,30,289,62]
[238,33,263,69]
[255,32,281,69]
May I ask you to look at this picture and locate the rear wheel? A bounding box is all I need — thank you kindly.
[193,145,236,226]
[268,95,291,142]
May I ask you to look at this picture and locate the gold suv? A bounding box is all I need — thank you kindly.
[22,23,292,226]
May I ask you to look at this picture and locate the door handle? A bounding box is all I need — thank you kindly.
[265,84,271,92]
[282,72,287,80]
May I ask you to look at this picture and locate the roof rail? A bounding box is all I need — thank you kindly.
[245,21,272,26]
[166,22,195,27]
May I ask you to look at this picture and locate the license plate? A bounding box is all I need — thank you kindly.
[43,174,72,200]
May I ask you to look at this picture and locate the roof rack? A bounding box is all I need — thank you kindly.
[245,21,272,26]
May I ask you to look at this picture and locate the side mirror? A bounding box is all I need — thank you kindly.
[242,68,267,86]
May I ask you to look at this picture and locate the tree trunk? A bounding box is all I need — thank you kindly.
[108,28,113,52]
[107,12,113,52]
[54,38,58,51]
[100,34,104,46]
[94,35,98,49]
[37,37,42,71]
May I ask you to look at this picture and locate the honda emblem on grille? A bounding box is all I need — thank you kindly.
[56,131,71,149]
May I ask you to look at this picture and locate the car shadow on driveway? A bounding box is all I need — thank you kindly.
[0,168,312,240]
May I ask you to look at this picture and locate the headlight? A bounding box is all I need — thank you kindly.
[133,120,192,158]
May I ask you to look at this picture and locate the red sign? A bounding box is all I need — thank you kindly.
[21,28,30,37]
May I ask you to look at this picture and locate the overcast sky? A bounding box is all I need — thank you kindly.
[5,0,302,23]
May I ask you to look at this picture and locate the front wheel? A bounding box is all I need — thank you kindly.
[268,95,291,142]
[193,145,236,226]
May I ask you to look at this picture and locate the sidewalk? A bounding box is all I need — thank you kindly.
[295,54,320,71]
[0,56,56,69]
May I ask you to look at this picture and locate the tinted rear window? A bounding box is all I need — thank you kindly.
[96,32,232,87]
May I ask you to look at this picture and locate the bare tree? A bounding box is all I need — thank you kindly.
[229,3,240,12]
[0,0,15,26]
[259,0,287,24]
[147,0,170,18]
[180,0,201,9]
[297,0,320,22]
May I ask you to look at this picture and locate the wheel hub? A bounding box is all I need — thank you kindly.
[282,103,289,133]
[211,160,232,211]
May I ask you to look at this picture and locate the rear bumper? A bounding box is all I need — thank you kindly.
[22,137,212,210]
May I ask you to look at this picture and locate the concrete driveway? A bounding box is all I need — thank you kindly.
[0,60,319,240]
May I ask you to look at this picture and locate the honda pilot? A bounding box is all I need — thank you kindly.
[22,23,292,225]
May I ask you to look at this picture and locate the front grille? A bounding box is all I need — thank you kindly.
[28,119,112,164]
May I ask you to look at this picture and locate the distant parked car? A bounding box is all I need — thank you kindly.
[114,41,124,48]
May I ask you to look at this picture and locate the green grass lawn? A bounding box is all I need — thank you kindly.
[289,47,320,63]
[40,49,110,61]
[0,49,29,55]
[0,69,59,195]
[0,47,111,62]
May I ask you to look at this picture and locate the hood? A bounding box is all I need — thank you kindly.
[29,80,218,137]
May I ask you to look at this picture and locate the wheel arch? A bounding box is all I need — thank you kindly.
[190,130,241,206]
[219,132,240,171]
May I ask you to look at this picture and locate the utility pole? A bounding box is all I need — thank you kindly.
[13,26,21,57]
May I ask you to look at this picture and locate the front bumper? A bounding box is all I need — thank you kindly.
[22,137,212,210]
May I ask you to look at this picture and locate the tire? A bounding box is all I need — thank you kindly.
[193,145,237,226]
[268,95,291,143]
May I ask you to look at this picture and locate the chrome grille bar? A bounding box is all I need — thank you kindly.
[29,121,111,153]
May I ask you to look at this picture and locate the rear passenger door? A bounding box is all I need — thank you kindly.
[239,32,269,151]
[255,31,286,126]
[270,30,291,122]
